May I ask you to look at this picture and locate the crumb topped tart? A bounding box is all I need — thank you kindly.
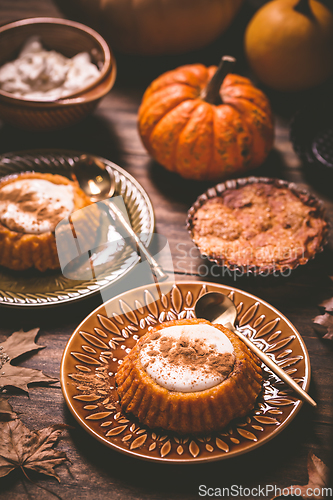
[115,318,263,435]
[0,171,99,272]
[187,177,328,275]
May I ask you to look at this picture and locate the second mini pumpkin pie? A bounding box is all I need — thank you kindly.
[0,171,100,272]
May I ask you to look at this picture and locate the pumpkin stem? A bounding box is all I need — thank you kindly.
[201,56,236,104]
[294,0,313,17]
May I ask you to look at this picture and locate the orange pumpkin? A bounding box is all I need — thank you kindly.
[138,57,274,181]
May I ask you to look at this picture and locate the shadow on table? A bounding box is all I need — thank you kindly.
[0,114,123,167]
[148,148,288,210]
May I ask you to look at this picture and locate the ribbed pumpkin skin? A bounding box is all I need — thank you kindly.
[138,64,274,181]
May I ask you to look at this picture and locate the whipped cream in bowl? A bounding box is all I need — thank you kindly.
[139,324,235,393]
[0,37,101,101]
[0,178,74,234]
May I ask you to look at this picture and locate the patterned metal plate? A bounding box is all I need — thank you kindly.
[61,281,311,463]
[0,150,155,307]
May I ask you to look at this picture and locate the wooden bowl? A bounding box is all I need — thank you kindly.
[0,17,116,131]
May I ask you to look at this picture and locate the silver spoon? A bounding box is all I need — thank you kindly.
[195,291,317,407]
[72,154,168,282]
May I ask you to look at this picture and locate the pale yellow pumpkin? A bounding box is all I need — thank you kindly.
[244,0,333,91]
[56,0,244,55]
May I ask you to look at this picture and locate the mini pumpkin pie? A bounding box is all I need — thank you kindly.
[0,171,99,272]
[115,318,263,435]
[187,178,328,274]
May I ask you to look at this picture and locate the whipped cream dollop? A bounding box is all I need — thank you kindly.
[139,324,235,392]
[0,178,74,234]
[0,37,101,100]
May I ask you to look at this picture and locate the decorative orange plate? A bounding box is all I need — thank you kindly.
[60,281,311,463]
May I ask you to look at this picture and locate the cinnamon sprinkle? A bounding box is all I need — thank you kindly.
[0,182,71,233]
[144,333,234,380]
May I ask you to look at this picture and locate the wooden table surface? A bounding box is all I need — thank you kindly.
[1,1,333,499]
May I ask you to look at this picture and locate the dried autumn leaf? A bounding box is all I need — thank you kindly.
[271,452,329,499]
[0,398,17,421]
[0,418,70,481]
[312,314,333,341]
[0,328,58,392]
[318,296,333,313]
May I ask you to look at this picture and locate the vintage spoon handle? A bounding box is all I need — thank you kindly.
[107,200,168,282]
[223,321,317,407]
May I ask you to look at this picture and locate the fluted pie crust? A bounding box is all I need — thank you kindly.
[0,172,99,272]
[115,318,263,435]
[188,180,328,273]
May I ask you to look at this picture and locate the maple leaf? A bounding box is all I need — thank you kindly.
[0,398,17,421]
[312,314,333,341]
[0,418,70,481]
[271,452,329,499]
[0,328,58,393]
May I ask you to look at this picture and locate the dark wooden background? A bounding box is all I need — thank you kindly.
[0,0,333,499]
